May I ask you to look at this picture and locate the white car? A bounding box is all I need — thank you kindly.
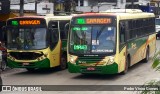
[155,18,160,39]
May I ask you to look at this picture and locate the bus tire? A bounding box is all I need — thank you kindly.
[143,47,149,63]
[121,56,130,75]
[59,55,67,70]
[26,68,35,72]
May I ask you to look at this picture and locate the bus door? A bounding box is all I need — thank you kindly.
[119,22,127,72]
[48,21,60,67]
[59,20,70,52]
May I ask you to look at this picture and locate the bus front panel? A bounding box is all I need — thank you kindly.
[68,15,119,74]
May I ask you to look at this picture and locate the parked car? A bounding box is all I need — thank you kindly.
[155,18,160,39]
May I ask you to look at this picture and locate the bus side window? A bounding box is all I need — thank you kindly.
[59,20,70,40]
[48,21,59,49]
[119,22,126,44]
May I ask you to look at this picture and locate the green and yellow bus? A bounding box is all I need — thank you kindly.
[67,9,156,74]
[5,15,72,71]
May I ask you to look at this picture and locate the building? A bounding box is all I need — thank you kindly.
[10,0,152,14]
[75,0,149,12]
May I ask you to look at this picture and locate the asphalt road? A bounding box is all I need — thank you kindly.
[1,40,160,94]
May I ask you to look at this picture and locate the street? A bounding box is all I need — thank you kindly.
[1,40,160,94]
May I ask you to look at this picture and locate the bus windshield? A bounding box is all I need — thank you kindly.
[7,27,47,50]
[69,25,116,54]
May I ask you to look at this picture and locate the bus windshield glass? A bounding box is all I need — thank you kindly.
[69,25,116,54]
[7,27,47,50]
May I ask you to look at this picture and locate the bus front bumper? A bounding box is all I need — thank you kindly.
[7,58,50,68]
[68,62,118,74]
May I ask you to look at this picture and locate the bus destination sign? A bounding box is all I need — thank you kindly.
[7,18,46,26]
[74,17,113,25]
[12,20,41,26]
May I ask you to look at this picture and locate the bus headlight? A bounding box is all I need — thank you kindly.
[9,56,15,61]
[37,53,48,61]
[70,58,74,63]
[69,55,77,64]
[37,56,46,61]
[107,56,114,65]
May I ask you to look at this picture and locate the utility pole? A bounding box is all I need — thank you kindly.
[20,0,24,16]
[97,0,100,12]
[35,0,38,14]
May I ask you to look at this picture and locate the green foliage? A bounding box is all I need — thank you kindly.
[139,50,160,94]
[152,50,160,71]
[140,80,160,94]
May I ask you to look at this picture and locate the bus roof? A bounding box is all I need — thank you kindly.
[73,9,155,20]
[7,15,73,22]
[7,16,45,21]
[44,16,73,20]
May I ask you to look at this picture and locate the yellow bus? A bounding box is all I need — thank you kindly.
[4,15,72,71]
[67,9,156,74]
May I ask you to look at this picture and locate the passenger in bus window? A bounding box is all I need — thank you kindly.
[106,27,115,42]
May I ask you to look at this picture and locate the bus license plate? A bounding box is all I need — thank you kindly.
[23,63,29,65]
[87,67,95,71]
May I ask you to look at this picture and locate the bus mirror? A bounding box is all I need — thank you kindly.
[48,21,58,29]
[48,28,56,34]
[65,23,69,30]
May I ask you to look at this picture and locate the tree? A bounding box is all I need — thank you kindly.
[140,50,160,94]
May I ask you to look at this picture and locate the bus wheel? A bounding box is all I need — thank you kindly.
[144,47,149,63]
[121,57,130,75]
[60,55,67,70]
[26,68,35,72]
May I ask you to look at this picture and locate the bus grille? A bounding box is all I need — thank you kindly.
[9,52,43,60]
[78,56,104,63]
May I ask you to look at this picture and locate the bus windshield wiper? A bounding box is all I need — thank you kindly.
[95,26,105,42]
[79,26,87,44]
